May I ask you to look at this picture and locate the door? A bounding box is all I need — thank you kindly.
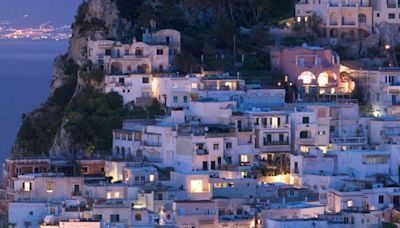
[202,161,208,171]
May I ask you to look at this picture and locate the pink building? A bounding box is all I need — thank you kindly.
[271,44,352,95]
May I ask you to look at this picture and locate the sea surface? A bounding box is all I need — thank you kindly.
[0,39,68,165]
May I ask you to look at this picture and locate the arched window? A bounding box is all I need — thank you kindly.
[358,14,367,23]
[300,131,309,139]
[115,146,120,154]
[298,71,316,84]
[135,213,142,221]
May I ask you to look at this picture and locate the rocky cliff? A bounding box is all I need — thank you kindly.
[12,0,294,159]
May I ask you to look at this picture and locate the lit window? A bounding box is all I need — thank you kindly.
[347,200,353,207]
[190,180,203,193]
[191,83,198,89]
[240,155,249,163]
[222,183,228,188]
[298,71,316,84]
[300,145,309,153]
[149,174,155,182]
[213,144,219,150]
[23,182,32,192]
[47,183,54,193]
[297,17,301,23]
[114,192,120,198]
[271,117,279,128]
[214,183,222,188]
[107,192,112,199]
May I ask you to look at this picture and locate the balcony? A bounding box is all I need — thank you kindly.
[263,141,289,146]
[196,149,209,155]
[297,138,315,144]
[142,141,161,147]
[331,137,367,145]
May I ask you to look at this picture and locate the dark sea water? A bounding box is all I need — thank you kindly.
[0,39,68,164]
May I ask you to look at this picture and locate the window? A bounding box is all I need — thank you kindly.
[23,182,32,192]
[101,167,105,173]
[191,83,198,89]
[358,14,367,23]
[107,192,112,199]
[110,214,120,223]
[211,161,216,170]
[379,195,384,204]
[271,117,279,128]
[142,77,149,84]
[47,183,54,193]
[226,142,232,149]
[81,166,88,174]
[214,183,222,188]
[173,96,178,103]
[318,131,325,135]
[135,49,143,56]
[377,13,380,18]
[240,155,249,163]
[183,96,188,103]
[279,134,285,142]
[302,116,310,124]
[135,213,142,221]
[16,167,22,174]
[49,207,56,215]
[300,131,309,139]
[114,192,120,198]
[149,174,155,182]
[94,214,102,221]
[213,144,219,150]
[347,200,353,207]
[34,167,39,173]
[190,180,204,193]
[389,13,395,19]
[157,49,164,55]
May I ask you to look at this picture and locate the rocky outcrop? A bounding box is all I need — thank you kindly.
[68,0,120,64]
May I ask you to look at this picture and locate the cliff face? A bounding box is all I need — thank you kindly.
[13,0,121,158]
[13,0,295,159]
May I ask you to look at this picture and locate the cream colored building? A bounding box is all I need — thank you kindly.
[296,0,373,41]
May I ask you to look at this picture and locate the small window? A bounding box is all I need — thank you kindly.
[142,77,149,84]
[157,49,164,55]
[81,166,88,174]
[34,167,39,173]
[183,96,188,103]
[302,116,310,124]
[149,174,155,182]
[173,96,178,103]
[135,213,142,221]
[300,131,309,139]
[47,183,54,193]
[135,49,143,56]
[226,142,232,149]
[16,167,22,174]
[110,214,120,223]
[379,195,384,204]
[23,182,32,192]
[213,144,219,150]
[377,13,380,18]
[389,14,395,19]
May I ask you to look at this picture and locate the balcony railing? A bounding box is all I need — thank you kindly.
[196,149,209,155]
[263,141,289,146]
[142,141,161,147]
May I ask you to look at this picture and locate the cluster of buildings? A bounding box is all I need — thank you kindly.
[295,0,400,41]
[6,17,400,227]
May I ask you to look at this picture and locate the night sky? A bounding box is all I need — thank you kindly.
[0,0,83,27]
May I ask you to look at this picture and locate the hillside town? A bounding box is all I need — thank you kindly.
[6,0,400,228]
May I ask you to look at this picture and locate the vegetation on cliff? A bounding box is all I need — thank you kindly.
[12,0,294,158]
